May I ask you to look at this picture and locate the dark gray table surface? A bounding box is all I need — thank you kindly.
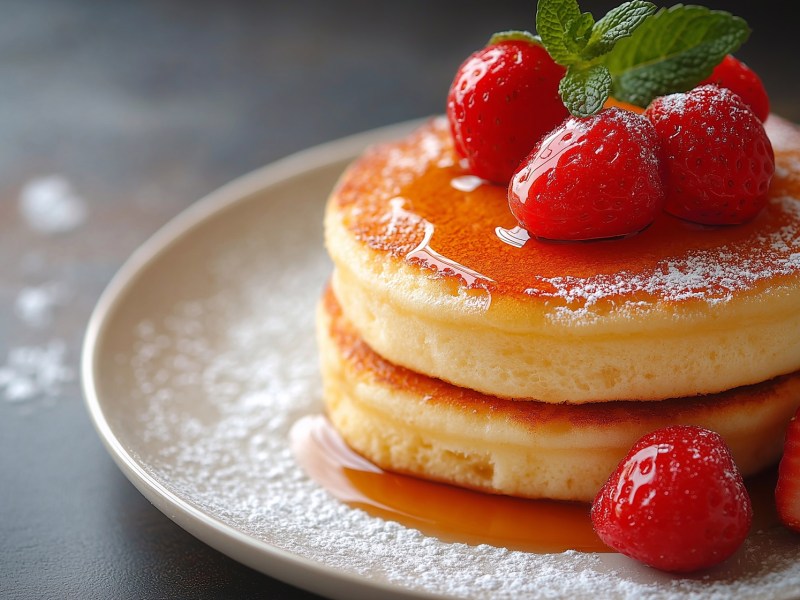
[1,1,797,598]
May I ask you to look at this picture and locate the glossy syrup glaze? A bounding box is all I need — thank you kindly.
[333,116,800,316]
[290,414,781,554]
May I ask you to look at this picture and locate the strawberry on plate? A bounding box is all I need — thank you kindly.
[776,407,800,533]
[591,425,752,573]
[446,33,568,185]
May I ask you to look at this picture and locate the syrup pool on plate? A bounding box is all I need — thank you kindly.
[290,415,781,554]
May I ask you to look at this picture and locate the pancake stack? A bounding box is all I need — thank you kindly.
[318,116,800,502]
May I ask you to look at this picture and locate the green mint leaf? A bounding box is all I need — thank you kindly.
[536,0,586,64]
[488,30,542,46]
[567,12,595,49]
[559,64,613,117]
[581,1,657,60]
[534,0,655,115]
[602,5,750,107]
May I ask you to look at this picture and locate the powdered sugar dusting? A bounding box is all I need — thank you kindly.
[526,193,800,324]
[774,154,800,182]
[3,282,75,404]
[18,176,88,234]
[341,118,800,328]
[376,117,452,198]
[0,340,74,404]
[605,107,663,171]
[117,198,800,599]
[14,282,70,329]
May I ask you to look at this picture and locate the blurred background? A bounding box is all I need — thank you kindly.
[1,1,796,598]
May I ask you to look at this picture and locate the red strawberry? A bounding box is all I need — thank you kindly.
[776,407,800,533]
[591,425,752,573]
[700,54,770,122]
[446,37,568,184]
[645,84,775,225]
[507,107,664,241]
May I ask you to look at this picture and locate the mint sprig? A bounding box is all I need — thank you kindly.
[535,0,656,116]
[530,0,750,117]
[604,5,750,107]
[583,1,658,59]
[559,64,613,116]
[536,0,596,64]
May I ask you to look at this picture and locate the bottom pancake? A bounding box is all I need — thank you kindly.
[317,286,800,502]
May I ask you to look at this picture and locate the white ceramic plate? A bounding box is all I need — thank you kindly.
[82,121,800,600]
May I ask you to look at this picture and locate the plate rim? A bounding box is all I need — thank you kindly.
[79,117,458,600]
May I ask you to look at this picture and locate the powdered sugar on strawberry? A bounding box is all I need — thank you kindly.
[647,85,775,225]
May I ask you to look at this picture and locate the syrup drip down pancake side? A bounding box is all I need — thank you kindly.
[317,287,800,502]
[325,116,800,403]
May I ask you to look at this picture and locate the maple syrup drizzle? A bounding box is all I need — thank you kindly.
[291,415,603,553]
[290,415,781,554]
[387,197,493,292]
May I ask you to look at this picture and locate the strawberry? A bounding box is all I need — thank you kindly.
[507,107,664,241]
[591,425,752,573]
[446,35,568,184]
[700,54,770,122]
[776,407,800,533]
[645,84,775,225]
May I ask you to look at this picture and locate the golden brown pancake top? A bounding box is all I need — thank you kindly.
[332,116,800,314]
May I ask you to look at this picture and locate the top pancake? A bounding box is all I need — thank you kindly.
[325,115,800,402]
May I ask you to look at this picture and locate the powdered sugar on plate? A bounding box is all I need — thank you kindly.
[108,158,800,599]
